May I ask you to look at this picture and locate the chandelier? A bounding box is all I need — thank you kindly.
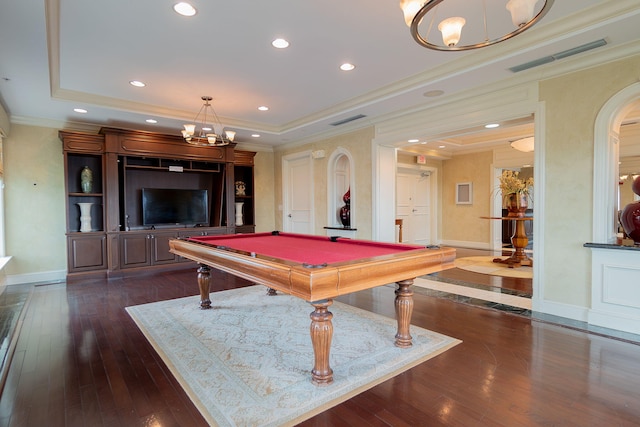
[181,96,236,146]
[399,0,553,51]
[510,136,534,152]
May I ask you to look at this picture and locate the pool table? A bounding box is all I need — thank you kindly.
[169,231,455,385]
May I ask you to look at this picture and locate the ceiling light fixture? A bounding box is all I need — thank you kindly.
[340,63,356,71]
[510,136,535,152]
[129,80,146,87]
[181,96,235,147]
[173,2,196,17]
[272,38,289,49]
[485,123,500,128]
[399,0,553,51]
[258,106,269,111]
[74,108,87,114]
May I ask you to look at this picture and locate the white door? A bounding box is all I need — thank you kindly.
[396,172,431,245]
[283,153,313,233]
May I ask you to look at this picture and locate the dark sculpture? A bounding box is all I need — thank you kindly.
[620,175,640,245]
[339,188,350,227]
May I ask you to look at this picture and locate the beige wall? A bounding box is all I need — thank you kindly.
[274,127,375,238]
[441,151,493,244]
[539,54,640,306]
[253,151,276,232]
[4,124,66,276]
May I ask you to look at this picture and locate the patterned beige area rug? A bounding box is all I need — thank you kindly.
[126,285,461,427]
[454,256,533,279]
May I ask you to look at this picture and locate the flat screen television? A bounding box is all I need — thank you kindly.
[141,188,209,226]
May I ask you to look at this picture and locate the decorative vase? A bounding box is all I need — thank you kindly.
[80,166,93,193]
[620,176,640,244]
[339,188,350,227]
[77,202,93,232]
[235,202,244,226]
[235,181,246,196]
[505,193,528,217]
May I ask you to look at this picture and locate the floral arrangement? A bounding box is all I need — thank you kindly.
[499,170,533,195]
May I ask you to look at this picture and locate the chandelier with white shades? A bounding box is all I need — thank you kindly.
[181,96,236,147]
[399,0,553,51]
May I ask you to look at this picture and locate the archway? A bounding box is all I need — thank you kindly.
[592,82,640,242]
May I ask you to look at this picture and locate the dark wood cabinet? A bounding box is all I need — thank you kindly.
[234,151,256,233]
[60,127,255,280]
[61,132,108,275]
[120,230,178,268]
[67,233,107,271]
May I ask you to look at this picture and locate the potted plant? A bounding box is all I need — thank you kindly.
[499,170,533,217]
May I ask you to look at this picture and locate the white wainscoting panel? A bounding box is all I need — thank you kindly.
[589,247,640,335]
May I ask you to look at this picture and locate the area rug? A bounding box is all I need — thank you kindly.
[454,256,533,279]
[126,285,461,427]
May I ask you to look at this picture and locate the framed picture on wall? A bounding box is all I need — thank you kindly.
[456,182,473,204]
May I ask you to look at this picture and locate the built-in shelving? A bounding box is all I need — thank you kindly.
[60,127,256,280]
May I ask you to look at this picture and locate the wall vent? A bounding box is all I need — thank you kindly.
[330,114,367,126]
[509,39,607,73]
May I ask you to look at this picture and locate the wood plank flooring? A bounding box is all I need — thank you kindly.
[0,265,638,426]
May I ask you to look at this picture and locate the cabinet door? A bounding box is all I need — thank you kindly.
[150,232,179,265]
[67,234,107,272]
[120,233,151,268]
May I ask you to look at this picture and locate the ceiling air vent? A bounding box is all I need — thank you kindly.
[509,39,607,73]
[330,114,367,126]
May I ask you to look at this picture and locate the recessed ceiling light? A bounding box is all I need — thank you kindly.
[420,141,427,145]
[130,80,146,87]
[438,145,446,148]
[145,119,157,124]
[340,63,355,71]
[485,123,500,128]
[73,108,87,114]
[251,134,261,138]
[423,90,444,97]
[408,139,419,143]
[272,38,289,49]
[173,2,196,16]
[258,106,269,111]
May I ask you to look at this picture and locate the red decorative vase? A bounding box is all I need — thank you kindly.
[505,193,528,217]
[620,176,640,244]
[339,188,350,227]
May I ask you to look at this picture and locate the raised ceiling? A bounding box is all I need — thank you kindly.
[0,1,639,154]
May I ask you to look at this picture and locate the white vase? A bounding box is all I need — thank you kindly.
[235,202,244,226]
[77,202,93,232]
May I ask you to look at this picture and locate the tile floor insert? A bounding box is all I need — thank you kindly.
[414,277,532,310]
[425,272,532,298]
[0,284,34,394]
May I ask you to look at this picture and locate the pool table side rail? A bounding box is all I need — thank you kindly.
[169,238,456,301]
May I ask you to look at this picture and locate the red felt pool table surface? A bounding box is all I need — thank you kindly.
[170,231,455,302]
[187,231,427,266]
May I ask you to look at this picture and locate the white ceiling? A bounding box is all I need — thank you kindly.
[1,0,639,154]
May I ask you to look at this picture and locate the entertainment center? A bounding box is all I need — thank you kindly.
[60,127,256,280]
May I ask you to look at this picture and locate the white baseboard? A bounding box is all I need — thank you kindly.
[6,269,66,286]
[588,309,640,335]
[533,298,589,322]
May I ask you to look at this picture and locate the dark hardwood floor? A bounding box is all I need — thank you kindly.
[0,264,638,426]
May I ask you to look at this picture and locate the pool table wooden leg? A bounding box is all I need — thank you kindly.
[197,264,212,310]
[309,299,334,386]
[395,279,414,348]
